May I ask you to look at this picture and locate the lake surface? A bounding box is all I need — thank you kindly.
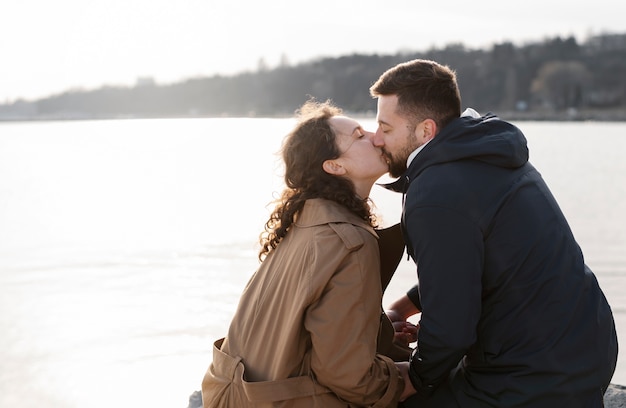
[0,118,625,407]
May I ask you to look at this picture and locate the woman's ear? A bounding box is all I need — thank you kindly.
[322,159,346,176]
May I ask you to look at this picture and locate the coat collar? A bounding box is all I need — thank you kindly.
[295,198,377,238]
[377,176,409,194]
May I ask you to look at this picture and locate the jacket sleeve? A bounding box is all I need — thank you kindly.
[406,284,422,311]
[304,223,403,407]
[404,205,483,396]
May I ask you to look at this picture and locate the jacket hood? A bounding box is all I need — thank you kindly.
[382,113,529,193]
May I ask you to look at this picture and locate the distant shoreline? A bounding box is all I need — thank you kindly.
[1,108,625,123]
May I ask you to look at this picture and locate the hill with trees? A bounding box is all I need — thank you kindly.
[2,33,625,121]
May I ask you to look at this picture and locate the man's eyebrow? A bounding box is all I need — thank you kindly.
[377,119,391,127]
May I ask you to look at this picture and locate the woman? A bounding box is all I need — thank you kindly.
[201,100,405,407]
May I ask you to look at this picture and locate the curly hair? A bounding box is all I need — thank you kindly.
[258,100,377,261]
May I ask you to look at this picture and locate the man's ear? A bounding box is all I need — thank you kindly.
[322,159,346,175]
[422,119,438,142]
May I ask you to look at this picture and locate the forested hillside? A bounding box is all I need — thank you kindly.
[2,33,625,121]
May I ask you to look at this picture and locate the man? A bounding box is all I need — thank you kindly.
[370,59,618,407]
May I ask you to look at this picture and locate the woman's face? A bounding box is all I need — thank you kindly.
[328,115,389,197]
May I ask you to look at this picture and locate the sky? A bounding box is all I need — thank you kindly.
[1,0,624,103]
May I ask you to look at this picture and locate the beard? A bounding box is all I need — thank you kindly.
[385,138,422,178]
[383,124,423,178]
[386,151,408,178]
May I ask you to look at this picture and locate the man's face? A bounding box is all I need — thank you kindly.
[372,94,423,178]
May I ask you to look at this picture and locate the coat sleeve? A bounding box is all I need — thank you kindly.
[304,224,403,407]
[404,205,483,396]
[406,284,422,311]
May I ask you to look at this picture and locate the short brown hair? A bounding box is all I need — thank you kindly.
[370,59,462,130]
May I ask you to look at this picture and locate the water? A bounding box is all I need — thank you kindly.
[0,118,624,407]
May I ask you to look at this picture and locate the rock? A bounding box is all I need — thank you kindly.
[187,390,202,408]
[605,384,626,408]
[188,384,626,407]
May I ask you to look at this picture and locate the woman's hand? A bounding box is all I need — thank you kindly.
[392,320,419,344]
[395,361,417,401]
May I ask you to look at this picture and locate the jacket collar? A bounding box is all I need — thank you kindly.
[295,198,377,238]
[377,176,409,194]
[378,112,528,195]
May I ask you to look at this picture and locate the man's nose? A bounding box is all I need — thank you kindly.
[369,129,384,147]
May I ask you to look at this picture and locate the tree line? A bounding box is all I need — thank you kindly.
[2,33,625,121]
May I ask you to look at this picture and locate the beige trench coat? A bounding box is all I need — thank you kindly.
[202,199,404,407]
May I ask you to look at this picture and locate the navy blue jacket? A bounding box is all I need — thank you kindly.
[389,113,617,406]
